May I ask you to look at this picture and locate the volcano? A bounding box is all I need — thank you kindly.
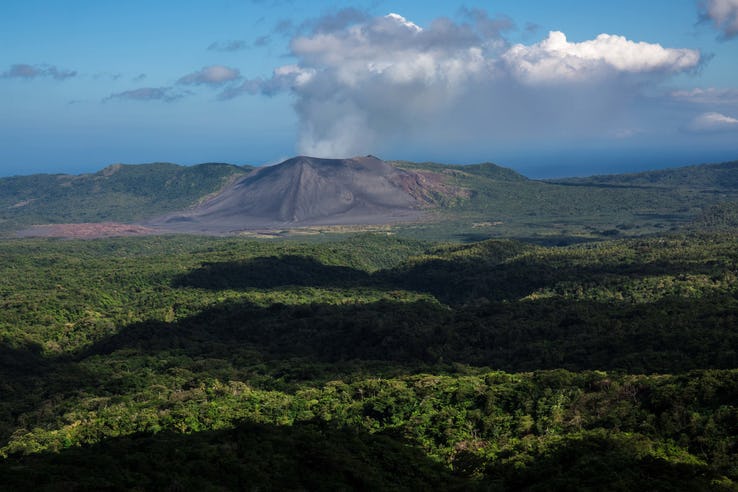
[149,155,432,232]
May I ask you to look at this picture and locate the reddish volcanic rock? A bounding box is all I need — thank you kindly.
[17,222,158,239]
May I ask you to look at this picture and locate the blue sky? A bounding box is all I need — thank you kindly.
[1,0,737,177]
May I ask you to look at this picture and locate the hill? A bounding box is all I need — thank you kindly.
[391,159,528,182]
[4,157,738,240]
[392,158,738,241]
[148,155,438,233]
[0,162,249,233]
[551,160,738,189]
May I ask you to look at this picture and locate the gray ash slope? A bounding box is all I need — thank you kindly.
[149,155,432,232]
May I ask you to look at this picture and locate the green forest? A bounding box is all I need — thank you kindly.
[1,232,737,490]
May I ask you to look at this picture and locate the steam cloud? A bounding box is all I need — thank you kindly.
[223,11,702,157]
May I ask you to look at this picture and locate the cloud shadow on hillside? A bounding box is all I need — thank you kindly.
[0,420,468,490]
[0,419,721,491]
[173,247,731,307]
[172,254,370,290]
[81,291,738,377]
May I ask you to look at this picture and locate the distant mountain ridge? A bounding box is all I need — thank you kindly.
[550,161,738,189]
[3,156,738,239]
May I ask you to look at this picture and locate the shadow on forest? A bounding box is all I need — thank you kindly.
[2,245,738,490]
[0,342,50,425]
[81,291,738,376]
[478,430,719,491]
[386,256,730,305]
[131,248,738,376]
[0,420,722,491]
[174,249,735,307]
[0,341,98,443]
[173,254,370,290]
[16,291,736,446]
[0,341,48,376]
[5,246,735,445]
[0,420,469,491]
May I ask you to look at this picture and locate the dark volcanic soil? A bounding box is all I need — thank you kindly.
[147,155,431,234]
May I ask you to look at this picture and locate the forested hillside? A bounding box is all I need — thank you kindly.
[552,160,738,190]
[394,159,738,241]
[1,233,737,489]
[0,162,249,231]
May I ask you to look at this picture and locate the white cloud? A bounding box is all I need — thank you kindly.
[178,65,241,86]
[701,0,738,39]
[671,87,738,105]
[384,12,422,32]
[503,31,700,84]
[687,111,738,132]
[225,11,703,157]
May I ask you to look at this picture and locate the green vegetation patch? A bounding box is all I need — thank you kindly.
[0,162,248,230]
[1,233,738,489]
